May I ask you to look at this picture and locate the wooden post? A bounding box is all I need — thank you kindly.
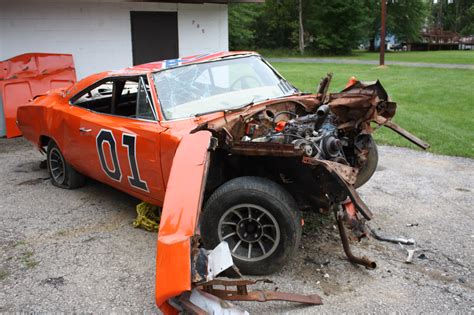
[379,0,387,66]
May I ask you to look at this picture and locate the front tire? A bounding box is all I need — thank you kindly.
[200,176,301,275]
[47,140,86,189]
[354,135,378,188]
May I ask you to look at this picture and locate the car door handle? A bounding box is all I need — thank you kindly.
[79,127,92,133]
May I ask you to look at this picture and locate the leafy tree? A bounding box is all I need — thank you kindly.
[228,3,264,50]
[303,0,370,54]
[365,0,428,51]
[430,0,474,35]
[253,0,299,49]
[251,0,370,54]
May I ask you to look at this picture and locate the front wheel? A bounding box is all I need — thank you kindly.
[200,176,301,275]
[354,135,378,188]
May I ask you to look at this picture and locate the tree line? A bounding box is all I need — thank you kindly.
[229,0,474,54]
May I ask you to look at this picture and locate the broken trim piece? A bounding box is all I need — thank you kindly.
[375,116,430,150]
[198,279,323,305]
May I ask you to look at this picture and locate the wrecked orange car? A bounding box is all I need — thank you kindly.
[17,52,429,313]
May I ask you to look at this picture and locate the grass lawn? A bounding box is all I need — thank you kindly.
[272,62,474,158]
[260,49,474,65]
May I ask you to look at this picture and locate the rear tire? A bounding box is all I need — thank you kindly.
[47,140,86,189]
[200,176,301,275]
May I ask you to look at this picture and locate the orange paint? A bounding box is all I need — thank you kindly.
[344,76,358,89]
[0,53,76,138]
[16,52,256,313]
[275,120,287,132]
[155,131,211,311]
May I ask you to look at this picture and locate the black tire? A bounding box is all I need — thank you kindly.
[354,136,378,188]
[200,176,301,275]
[47,140,86,189]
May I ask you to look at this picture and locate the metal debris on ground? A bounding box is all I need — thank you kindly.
[132,202,161,232]
[399,243,421,264]
[173,240,323,313]
[369,226,415,245]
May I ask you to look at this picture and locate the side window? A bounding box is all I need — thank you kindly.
[71,76,155,121]
[136,77,156,120]
[114,80,138,117]
[72,81,114,114]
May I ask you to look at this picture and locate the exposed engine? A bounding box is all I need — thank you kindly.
[240,105,348,164]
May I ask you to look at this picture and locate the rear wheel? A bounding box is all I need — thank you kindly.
[47,141,86,189]
[201,176,301,275]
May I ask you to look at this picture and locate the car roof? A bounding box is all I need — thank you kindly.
[68,51,258,96]
[111,51,258,76]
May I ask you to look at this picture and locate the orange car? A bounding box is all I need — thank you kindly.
[18,52,428,312]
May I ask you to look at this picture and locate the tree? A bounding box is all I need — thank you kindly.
[253,0,299,49]
[298,0,304,54]
[228,0,431,54]
[228,3,264,50]
[365,0,428,51]
[430,0,474,35]
[304,0,370,54]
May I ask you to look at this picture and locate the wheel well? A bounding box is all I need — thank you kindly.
[39,135,51,151]
[205,150,306,207]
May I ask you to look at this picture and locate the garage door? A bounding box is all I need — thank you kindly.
[130,11,179,65]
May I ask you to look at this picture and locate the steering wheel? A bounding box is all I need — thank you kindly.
[230,75,261,90]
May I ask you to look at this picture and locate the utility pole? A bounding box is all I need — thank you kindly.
[379,0,387,66]
[298,0,304,54]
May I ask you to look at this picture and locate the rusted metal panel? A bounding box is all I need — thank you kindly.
[199,279,323,304]
[335,201,376,269]
[0,53,76,138]
[231,142,304,157]
[302,157,359,185]
[380,119,431,150]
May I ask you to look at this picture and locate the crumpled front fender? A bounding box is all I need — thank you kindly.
[155,131,212,312]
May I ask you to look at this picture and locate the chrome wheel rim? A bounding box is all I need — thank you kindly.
[49,147,66,184]
[218,203,280,262]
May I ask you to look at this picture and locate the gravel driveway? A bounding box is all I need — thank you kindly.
[1,138,472,313]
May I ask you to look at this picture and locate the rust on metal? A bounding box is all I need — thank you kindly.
[177,292,208,315]
[379,119,431,150]
[335,203,376,269]
[302,157,359,185]
[231,141,304,157]
[198,279,323,305]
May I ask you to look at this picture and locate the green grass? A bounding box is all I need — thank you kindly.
[272,62,474,158]
[0,270,8,281]
[260,49,474,65]
[21,250,38,269]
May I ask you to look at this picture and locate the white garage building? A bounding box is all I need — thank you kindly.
[0,0,260,79]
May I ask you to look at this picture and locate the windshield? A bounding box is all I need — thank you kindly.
[153,56,297,120]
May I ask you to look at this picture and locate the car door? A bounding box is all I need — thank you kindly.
[64,76,167,203]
